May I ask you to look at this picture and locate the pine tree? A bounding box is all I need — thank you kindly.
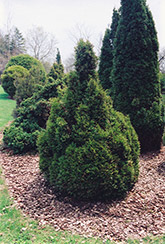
[12,27,25,54]
[37,39,140,201]
[4,27,25,56]
[98,8,120,90]
[112,0,164,152]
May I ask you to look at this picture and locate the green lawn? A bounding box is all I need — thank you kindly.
[0,86,16,130]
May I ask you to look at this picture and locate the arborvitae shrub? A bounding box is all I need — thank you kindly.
[3,80,63,154]
[112,0,164,152]
[37,40,140,201]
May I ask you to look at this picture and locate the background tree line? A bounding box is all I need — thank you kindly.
[0,25,57,76]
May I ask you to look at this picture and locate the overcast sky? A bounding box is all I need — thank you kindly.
[0,0,164,62]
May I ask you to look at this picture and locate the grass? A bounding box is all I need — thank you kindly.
[0,85,16,131]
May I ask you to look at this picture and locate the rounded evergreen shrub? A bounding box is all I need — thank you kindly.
[1,54,46,98]
[1,65,28,98]
[5,54,46,83]
[3,124,40,154]
[37,40,140,201]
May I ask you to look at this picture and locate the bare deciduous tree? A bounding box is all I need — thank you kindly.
[69,23,93,44]
[64,53,75,73]
[26,26,57,63]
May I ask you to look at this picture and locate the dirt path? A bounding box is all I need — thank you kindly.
[0,145,164,242]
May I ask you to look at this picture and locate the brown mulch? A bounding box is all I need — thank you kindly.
[0,147,164,242]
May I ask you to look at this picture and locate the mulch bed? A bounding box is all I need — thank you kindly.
[0,147,164,242]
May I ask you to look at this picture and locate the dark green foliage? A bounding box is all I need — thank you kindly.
[99,9,120,90]
[3,80,62,154]
[5,54,46,83]
[75,39,97,81]
[3,125,40,154]
[112,0,164,152]
[38,40,140,201]
[1,65,28,98]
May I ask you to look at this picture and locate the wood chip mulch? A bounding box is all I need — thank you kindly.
[0,147,164,242]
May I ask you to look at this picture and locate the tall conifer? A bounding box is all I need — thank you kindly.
[99,9,120,90]
[112,0,163,152]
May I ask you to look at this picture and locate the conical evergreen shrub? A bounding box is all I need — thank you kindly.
[112,0,164,152]
[37,39,140,201]
[48,50,64,82]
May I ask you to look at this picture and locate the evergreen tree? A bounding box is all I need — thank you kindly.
[99,9,120,90]
[37,39,140,201]
[48,49,64,82]
[56,48,61,64]
[11,27,25,54]
[112,0,164,152]
[75,39,97,82]
[3,27,25,56]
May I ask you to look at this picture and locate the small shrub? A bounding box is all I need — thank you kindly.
[3,125,40,154]
[38,77,140,201]
[37,40,140,201]
[1,54,46,99]
[3,81,63,154]
[1,65,28,98]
